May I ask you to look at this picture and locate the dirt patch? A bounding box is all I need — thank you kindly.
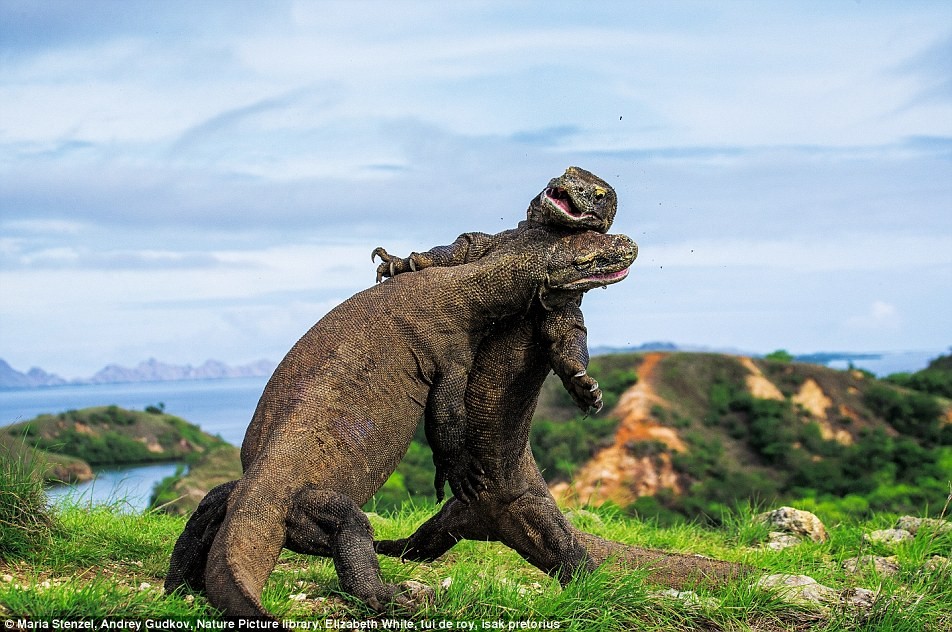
[552,352,683,506]
[794,379,852,445]
[793,379,832,419]
[740,357,784,401]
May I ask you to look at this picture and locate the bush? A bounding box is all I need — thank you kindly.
[531,412,618,482]
[764,349,794,363]
[864,383,945,446]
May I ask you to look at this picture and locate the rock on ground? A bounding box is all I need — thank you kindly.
[756,507,829,543]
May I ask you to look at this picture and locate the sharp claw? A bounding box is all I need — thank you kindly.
[590,382,599,392]
[594,401,604,413]
[390,261,395,277]
[409,258,417,272]
[574,370,587,378]
[376,270,383,283]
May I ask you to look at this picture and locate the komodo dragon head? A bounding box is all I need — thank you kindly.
[538,229,637,308]
[527,166,617,234]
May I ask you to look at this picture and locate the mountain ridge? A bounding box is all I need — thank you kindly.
[0,357,276,389]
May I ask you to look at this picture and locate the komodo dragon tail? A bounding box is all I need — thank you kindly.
[571,529,755,588]
[204,478,290,618]
[165,480,237,596]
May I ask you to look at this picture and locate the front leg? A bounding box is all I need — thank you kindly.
[371,231,496,281]
[371,247,433,282]
[538,299,603,413]
[425,363,486,504]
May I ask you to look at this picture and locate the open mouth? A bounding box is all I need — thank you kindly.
[564,266,630,289]
[543,187,588,219]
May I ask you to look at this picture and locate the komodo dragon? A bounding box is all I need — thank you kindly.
[165,166,624,603]
[168,226,637,618]
[373,174,752,589]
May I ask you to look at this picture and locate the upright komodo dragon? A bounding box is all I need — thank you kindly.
[373,169,752,589]
[167,224,637,618]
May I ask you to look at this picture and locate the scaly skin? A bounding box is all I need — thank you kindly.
[167,226,637,618]
[374,167,753,589]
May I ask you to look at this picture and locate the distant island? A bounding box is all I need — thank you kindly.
[0,357,277,389]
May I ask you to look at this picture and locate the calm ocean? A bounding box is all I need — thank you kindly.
[0,377,269,511]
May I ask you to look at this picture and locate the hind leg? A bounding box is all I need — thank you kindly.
[165,480,237,595]
[495,489,594,585]
[492,450,595,585]
[289,486,433,612]
[375,497,484,561]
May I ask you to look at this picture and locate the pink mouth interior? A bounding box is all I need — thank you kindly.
[544,187,579,217]
[583,267,629,284]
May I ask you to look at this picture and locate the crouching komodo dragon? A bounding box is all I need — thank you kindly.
[169,226,637,618]
[373,177,753,590]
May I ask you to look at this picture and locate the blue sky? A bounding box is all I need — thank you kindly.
[1,0,950,378]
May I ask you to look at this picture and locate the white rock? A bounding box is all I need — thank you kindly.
[766,532,803,550]
[924,555,949,572]
[756,507,828,542]
[756,574,837,608]
[842,587,879,610]
[651,588,719,610]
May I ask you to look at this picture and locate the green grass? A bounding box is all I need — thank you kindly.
[2,497,949,630]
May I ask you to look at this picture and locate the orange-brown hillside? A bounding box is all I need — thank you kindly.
[541,351,952,511]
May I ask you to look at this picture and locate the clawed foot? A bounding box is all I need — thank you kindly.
[360,580,434,614]
[371,247,430,282]
[562,366,603,413]
[435,456,486,504]
[390,580,434,612]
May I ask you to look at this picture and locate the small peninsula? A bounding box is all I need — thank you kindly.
[1,405,228,484]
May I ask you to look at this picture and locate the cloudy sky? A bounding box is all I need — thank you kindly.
[1,1,950,379]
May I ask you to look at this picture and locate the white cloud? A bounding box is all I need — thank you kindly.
[846,301,902,332]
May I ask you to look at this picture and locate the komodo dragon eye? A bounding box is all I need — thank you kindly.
[573,257,596,271]
[593,187,607,200]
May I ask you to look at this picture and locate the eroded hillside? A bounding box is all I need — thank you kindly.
[545,352,952,520]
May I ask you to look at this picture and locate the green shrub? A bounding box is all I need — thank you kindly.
[864,383,946,446]
[764,349,794,363]
[531,412,618,483]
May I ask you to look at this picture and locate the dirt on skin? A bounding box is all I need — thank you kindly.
[552,352,683,506]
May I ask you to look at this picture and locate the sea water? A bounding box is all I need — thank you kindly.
[0,377,268,511]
